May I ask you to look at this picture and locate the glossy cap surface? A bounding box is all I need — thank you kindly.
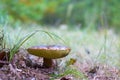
[27,45,71,59]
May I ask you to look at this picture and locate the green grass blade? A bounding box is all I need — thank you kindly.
[9,30,67,61]
[36,30,68,45]
[9,31,36,60]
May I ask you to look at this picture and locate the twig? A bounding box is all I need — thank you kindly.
[9,64,21,79]
[0,60,9,64]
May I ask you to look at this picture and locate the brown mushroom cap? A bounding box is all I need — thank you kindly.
[27,45,71,59]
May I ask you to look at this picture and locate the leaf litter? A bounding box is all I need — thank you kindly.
[0,48,120,80]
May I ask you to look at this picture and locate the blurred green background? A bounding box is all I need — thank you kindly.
[0,0,120,30]
[0,1,120,79]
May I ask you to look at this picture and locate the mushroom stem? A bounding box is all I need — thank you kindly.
[43,58,53,68]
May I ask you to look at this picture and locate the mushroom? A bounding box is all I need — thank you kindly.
[27,45,71,68]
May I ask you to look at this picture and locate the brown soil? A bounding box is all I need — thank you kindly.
[0,48,120,80]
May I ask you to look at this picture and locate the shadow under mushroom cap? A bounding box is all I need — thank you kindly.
[27,45,71,59]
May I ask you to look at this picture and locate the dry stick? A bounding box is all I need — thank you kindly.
[9,64,21,79]
[0,60,9,64]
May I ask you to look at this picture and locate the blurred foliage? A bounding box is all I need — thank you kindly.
[0,0,120,29]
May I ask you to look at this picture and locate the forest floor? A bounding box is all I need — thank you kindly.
[0,26,120,80]
[0,48,120,80]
